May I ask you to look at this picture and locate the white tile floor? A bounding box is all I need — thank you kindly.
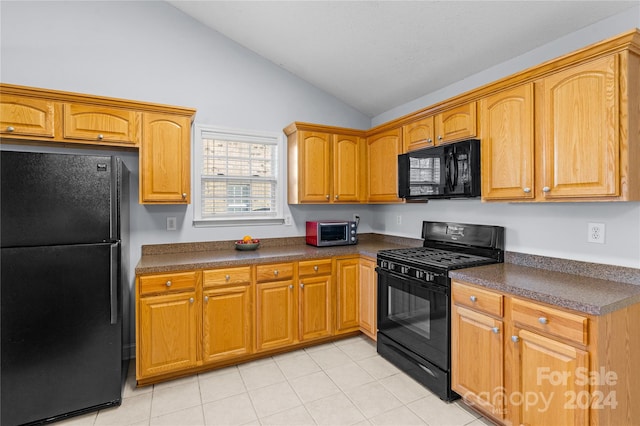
[57,336,495,426]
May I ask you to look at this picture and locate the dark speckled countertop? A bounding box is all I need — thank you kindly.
[135,234,421,275]
[136,234,640,316]
[449,255,640,316]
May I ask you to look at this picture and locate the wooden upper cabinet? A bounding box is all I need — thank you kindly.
[333,134,363,202]
[0,95,55,138]
[480,84,535,201]
[140,113,191,204]
[536,55,619,199]
[298,131,332,203]
[285,124,365,204]
[63,103,140,146]
[435,102,477,145]
[366,128,403,203]
[403,116,435,152]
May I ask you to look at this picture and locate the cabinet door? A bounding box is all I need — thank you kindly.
[358,257,377,340]
[333,134,363,202]
[403,116,435,152]
[138,291,198,378]
[255,280,297,352]
[203,285,252,363]
[140,113,191,204]
[435,102,477,144]
[0,95,55,138]
[538,55,619,199]
[299,131,332,203]
[451,305,504,420]
[513,328,589,426]
[63,104,140,145]
[299,275,332,341]
[366,128,403,202]
[480,84,535,200]
[336,258,359,333]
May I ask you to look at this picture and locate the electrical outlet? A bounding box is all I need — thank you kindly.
[166,217,177,231]
[397,215,402,225]
[587,222,605,244]
[284,215,292,226]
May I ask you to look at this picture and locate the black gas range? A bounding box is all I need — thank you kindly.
[376,221,504,401]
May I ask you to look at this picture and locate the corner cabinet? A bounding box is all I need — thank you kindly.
[139,113,192,204]
[285,123,365,204]
[0,83,196,205]
[452,279,640,426]
[366,128,403,203]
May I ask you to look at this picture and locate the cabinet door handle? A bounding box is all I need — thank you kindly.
[313,265,319,272]
[511,336,520,343]
[225,274,231,281]
[274,270,279,276]
[7,126,15,132]
[427,138,433,143]
[335,195,339,200]
[182,193,187,199]
[204,296,209,302]
[189,297,194,303]
[165,280,172,287]
[542,186,551,193]
[300,283,305,289]
[469,295,477,302]
[325,195,330,200]
[438,135,443,140]
[97,134,104,140]
[491,327,500,334]
[289,284,293,289]
[523,187,531,193]
[538,317,549,325]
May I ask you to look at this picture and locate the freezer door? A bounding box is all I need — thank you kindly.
[1,243,123,425]
[0,151,118,247]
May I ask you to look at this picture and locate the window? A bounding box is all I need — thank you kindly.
[194,124,283,225]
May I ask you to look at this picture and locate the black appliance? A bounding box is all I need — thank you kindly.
[1,150,130,425]
[398,139,481,201]
[376,221,504,401]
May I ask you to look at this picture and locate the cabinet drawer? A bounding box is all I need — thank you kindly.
[204,267,251,287]
[256,263,294,282]
[298,259,332,277]
[511,298,588,345]
[139,271,198,295]
[452,281,503,318]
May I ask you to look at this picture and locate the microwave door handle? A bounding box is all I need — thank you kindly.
[452,152,459,188]
[445,153,454,191]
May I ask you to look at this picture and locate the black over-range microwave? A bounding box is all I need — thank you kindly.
[398,139,481,201]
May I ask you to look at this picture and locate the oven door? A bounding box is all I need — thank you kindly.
[377,268,449,370]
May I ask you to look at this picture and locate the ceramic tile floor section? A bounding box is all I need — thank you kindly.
[57,336,495,426]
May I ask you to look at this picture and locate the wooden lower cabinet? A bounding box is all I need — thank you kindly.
[358,257,377,340]
[202,284,252,363]
[136,255,378,384]
[452,279,640,426]
[255,278,297,352]
[137,290,198,379]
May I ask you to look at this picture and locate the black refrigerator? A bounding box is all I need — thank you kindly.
[1,150,130,425]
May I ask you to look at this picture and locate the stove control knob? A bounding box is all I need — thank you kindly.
[400,266,409,274]
[416,270,424,279]
[380,260,388,268]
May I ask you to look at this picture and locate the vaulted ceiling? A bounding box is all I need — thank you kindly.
[168,1,638,117]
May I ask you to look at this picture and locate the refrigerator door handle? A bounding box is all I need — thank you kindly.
[109,244,119,325]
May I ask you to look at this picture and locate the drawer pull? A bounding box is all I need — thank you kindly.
[204,296,209,302]
[274,270,279,276]
[469,295,477,302]
[225,274,230,281]
[189,297,194,303]
[313,265,319,272]
[538,317,549,325]
[7,126,15,132]
[511,336,520,343]
[300,283,305,289]
[165,280,172,287]
[97,134,104,140]
[491,327,500,334]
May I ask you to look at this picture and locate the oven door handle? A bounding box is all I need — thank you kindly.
[376,267,448,295]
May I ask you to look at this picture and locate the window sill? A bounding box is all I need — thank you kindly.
[193,217,285,227]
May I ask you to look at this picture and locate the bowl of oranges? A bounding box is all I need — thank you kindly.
[235,235,260,251]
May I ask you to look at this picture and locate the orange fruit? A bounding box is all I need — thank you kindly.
[242,235,252,242]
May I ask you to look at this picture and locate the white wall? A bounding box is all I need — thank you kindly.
[370,7,640,268]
